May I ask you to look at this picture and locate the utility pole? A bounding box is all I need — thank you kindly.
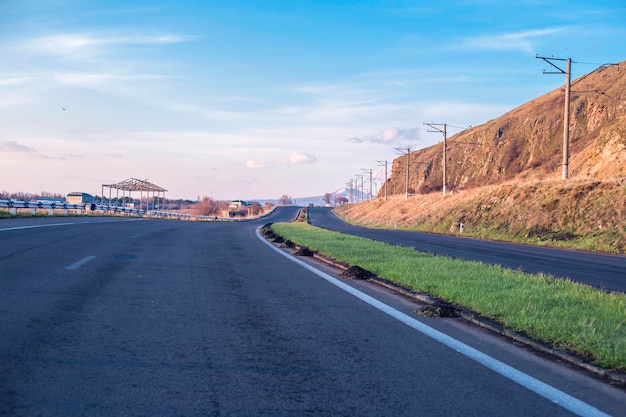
[394,146,411,200]
[362,168,372,201]
[536,55,572,180]
[346,180,353,204]
[355,175,363,203]
[424,122,447,195]
[377,160,388,202]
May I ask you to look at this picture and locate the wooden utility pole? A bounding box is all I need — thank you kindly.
[536,56,572,180]
[424,122,447,195]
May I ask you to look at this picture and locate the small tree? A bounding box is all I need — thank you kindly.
[195,197,228,216]
[322,192,333,206]
[249,202,262,215]
[335,196,348,205]
[278,194,293,205]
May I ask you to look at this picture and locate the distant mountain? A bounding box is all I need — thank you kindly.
[386,60,626,196]
[294,187,374,207]
[252,187,374,208]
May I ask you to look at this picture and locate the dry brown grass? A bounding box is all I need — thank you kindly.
[335,178,626,254]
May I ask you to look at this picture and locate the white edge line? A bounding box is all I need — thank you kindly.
[0,218,147,233]
[255,226,611,417]
[65,256,96,270]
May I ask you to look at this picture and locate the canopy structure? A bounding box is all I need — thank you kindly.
[101,178,167,211]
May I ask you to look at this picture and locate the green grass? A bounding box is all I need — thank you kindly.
[270,221,626,372]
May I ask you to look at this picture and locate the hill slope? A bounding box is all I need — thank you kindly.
[335,178,626,254]
[387,61,625,194]
[336,61,626,254]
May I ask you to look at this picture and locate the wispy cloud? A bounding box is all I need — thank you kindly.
[54,72,166,87]
[348,127,421,145]
[460,28,565,53]
[247,151,317,169]
[0,140,85,160]
[0,140,39,154]
[19,32,195,60]
[0,76,33,86]
[59,153,84,160]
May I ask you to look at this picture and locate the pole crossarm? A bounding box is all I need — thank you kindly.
[424,122,445,133]
[536,55,570,74]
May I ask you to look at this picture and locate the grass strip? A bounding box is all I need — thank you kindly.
[271,221,626,372]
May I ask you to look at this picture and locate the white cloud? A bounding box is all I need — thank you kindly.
[54,72,165,87]
[461,28,565,53]
[20,32,195,60]
[349,127,421,145]
[246,160,267,169]
[247,151,317,169]
[284,151,317,165]
[0,76,33,86]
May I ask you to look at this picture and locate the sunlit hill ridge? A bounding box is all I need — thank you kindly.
[335,60,626,254]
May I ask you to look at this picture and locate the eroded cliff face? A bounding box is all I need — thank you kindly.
[388,62,626,196]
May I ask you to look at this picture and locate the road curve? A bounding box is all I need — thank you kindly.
[308,207,626,293]
[0,209,624,416]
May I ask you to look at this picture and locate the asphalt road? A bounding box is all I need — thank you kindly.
[1,210,624,416]
[308,207,626,293]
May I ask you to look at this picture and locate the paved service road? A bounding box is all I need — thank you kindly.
[1,209,624,416]
[309,207,626,293]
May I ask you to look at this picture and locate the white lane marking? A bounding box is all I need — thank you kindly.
[0,218,147,233]
[255,227,611,417]
[66,256,96,270]
[0,222,83,232]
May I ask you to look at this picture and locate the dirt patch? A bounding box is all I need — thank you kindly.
[339,265,375,280]
[414,303,460,318]
[280,239,296,248]
[294,246,315,257]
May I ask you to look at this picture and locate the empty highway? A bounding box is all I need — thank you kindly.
[1,210,624,416]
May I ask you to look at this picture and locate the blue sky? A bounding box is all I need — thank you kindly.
[1,1,625,201]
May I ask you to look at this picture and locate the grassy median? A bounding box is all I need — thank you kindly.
[270,221,626,372]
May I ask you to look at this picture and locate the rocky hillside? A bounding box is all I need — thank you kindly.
[337,61,626,254]
[387,61,626,195]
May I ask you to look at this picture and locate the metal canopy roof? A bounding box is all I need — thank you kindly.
[103,178,167,193]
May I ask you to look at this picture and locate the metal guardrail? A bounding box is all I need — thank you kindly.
[0,199,148,218]
[0,199,85,210]
[150,210,193,220]
[1,200,275,221]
